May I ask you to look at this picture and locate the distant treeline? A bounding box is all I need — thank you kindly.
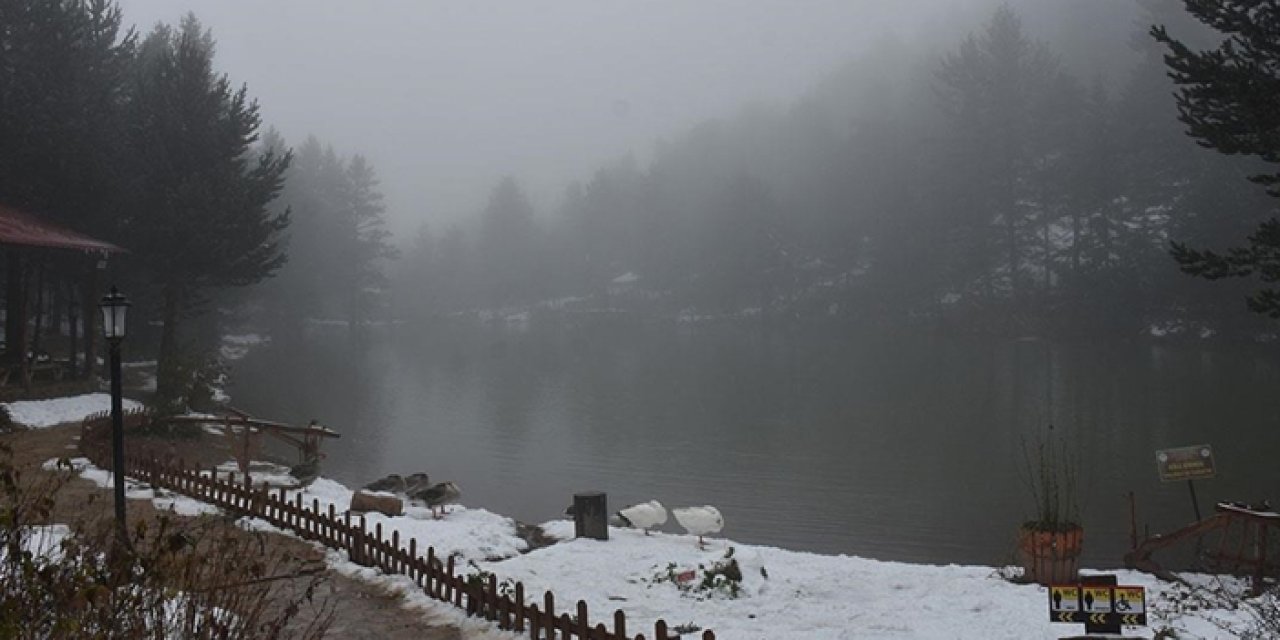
[396,1,1276,337]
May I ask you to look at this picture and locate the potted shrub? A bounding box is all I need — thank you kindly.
[1017,424,1083,585]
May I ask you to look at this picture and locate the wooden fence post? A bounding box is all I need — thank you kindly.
[426,547,436,596]
[113,448,712,639]
[445,555,455,603]
[527,603,541,640]
[486,574,498,621]
[514,582,525,632]
[545,592,556,640]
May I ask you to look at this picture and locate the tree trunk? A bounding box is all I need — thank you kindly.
[5,251,29,384]
[80,261,99,380]
[156,285,183,406]
[32,262,45,356]
[67,282,79,378]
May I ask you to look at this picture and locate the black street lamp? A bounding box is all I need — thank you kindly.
[99,286,130,546]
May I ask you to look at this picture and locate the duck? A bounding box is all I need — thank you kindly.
[410,481,461,519]
[672,505,723,548]
[405,472,431,493]
[616,500,667,535]
[363,473,406,493]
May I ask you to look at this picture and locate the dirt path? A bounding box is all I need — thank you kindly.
[2,423,472,640]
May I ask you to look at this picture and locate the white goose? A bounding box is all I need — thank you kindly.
[616,500,668,535]
[672,505,723,548]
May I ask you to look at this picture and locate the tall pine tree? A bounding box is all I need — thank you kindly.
[121,15,290,406]
[1153,1,1280,317]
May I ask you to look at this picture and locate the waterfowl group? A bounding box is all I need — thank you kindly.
[602,500,724,547]
[361,472,459,518]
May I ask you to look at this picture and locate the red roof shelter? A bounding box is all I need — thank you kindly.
[0,203,126,393]
[0,204,124,254]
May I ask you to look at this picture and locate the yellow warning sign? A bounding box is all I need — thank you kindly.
[1114,586,1145,614]
[1082,586,1113,613]
[1050,586,1080,612]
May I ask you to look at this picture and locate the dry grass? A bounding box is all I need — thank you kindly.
[1,440,335,639]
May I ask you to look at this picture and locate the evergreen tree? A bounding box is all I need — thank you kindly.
[121,15,289,405]
[934,4,1070,304]
[1153,0,1280,317]
[476,177,539,306]
[335,154,397,325]
[0,0,134,227]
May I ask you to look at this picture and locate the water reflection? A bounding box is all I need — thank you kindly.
[229,321,1280,567]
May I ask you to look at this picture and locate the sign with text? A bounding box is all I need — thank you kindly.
[1156,444,1215,482]
[1048,585,1147,626]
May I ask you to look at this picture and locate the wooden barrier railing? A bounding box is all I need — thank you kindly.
[80,412,715,640]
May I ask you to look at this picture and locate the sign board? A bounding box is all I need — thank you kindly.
[1156,444,1215,482]
[1048,585,1146,626]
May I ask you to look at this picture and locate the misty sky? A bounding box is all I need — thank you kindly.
[114,0,990,237]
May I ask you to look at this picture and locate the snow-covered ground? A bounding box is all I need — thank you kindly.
[5,393,143,428]
[20,398,1270,639]
[54,456,1266,639]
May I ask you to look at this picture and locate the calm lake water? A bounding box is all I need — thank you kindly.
[228,319,1280,568]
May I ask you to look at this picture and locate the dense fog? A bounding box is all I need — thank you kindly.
[3,0,1278,407]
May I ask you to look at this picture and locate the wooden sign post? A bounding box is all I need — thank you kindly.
[1156,444,1216,521]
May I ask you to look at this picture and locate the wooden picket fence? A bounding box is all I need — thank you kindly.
[80,411,715,640]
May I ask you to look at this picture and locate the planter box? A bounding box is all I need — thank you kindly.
[1018,524,1083,585]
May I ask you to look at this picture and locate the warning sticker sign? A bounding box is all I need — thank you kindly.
[1050,584,1147,627]
[1050,586,1080,612]
[1114,587,1145,614]
[1083,587,1113,613]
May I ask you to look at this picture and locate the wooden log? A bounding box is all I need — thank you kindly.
[655,620,668,640]
[614,610,626,639]
[350,490,404,516]
[702,631,715,639]
[576,601,589,638]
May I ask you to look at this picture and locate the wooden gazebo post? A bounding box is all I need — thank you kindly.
[80,257,102,380]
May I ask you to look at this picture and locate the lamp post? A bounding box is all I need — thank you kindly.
[99,286,130,546]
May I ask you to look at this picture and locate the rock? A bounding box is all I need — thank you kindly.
[350,490,404,516]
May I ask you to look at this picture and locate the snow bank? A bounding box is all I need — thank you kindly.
[48,456,1269,639]
[6,393,143,428]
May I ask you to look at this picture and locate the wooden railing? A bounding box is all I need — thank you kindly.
[80,411,715,640]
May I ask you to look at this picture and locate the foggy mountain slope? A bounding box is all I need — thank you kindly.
[390,1,1273,338]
